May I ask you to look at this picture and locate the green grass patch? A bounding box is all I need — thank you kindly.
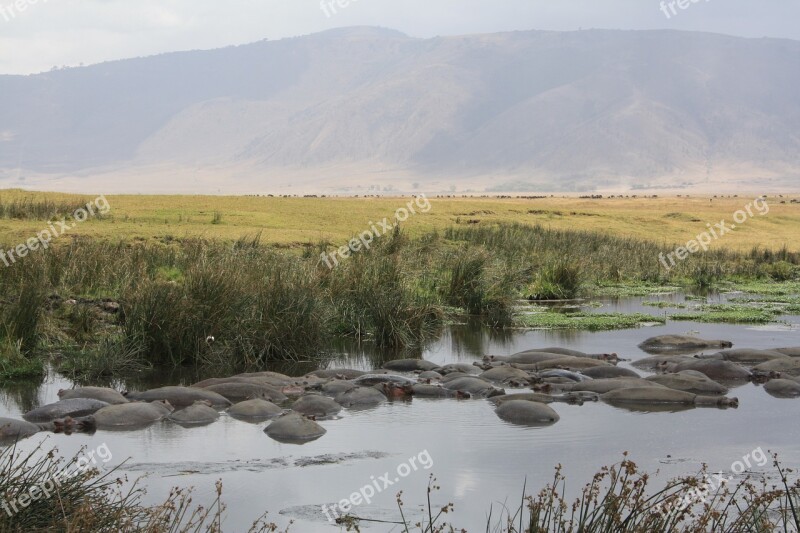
[669,304,781,324]
[642,301,687,309]
[590,283,682,297]
[517,311,665,331]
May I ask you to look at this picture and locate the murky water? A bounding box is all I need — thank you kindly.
[2,296,800,531]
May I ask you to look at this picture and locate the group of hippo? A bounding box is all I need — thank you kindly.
[2,335,799,444]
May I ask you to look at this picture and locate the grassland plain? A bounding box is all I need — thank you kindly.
[0,190,799,251]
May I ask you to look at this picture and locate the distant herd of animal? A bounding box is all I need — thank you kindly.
[1,335,799,444]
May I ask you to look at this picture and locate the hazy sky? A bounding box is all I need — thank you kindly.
[1,0,798,75]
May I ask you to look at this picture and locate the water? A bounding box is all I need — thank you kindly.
[2,297,800,531]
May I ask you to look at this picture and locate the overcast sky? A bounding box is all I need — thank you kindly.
[1,0,798,75]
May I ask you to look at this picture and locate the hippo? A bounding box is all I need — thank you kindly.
[763,379,800,398]
[234,371,293,382]
[527,357,612,371]
[638,335,733,355]
[479,366,532,384]
[580,366,640,379]
[307,369,366,380]
[168,401,220,426]
[517,347,589,358]
[125,387,231,409]
[566,378,665,395]
[0,418,42,444]
[23,399,110,423]
[291,395,342,418]
[353,374,415,387]
[193,375,292,389]
[753,358,800,377]
[540,369,592,382]
[487,352,565,365]
[495,400,560,426]
[668,359,753,382]
[227,399,284,421]
[645,373,728,395]
[602,388,738,409]
[441,376,505,398]
[631,355,695,371]
[92,400,174,429]
[203,383,287,404]
[418,371,443,380]
[382,359,441,372]
[775,347,800,357]
[440,371,472,383]
[319,380,358,396]
[489,392,598,406]
[439,363,481,375]
[264,413,326,443]
[58,387,128,405]
[334,387,386,408]
[411,384,471,399]
[696,349,790,365]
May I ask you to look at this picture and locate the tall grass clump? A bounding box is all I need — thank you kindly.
[327,251,442,349]
[0,196,92,220]
[529,260,583,300]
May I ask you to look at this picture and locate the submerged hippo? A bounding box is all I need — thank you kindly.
[763,379,800,398]
[382,359,441,372]
[631,355,695,371]
[92,400,174,429]
[58,387,128,405]
[492,352,566,365]
[753,358,800,377]
[638,335,733,355]
[23,399,109,423]
[0,418,42,444]
[529,357,612,371]
[318,380,358,396]
[353,374,414,387]
[540,369,592,382]
[334,387,386,408]
[442,376,505,398]
[307,369,366,380]
[580,366,640,379]
[125,387,231,409]
[775,347,800,357]
[227,399,284,421]
[264,413,326,444]
[517,347,590,358]
[489,391,598,406]
[411,384,471,399]
[439,363,481,375]
[479,366,532,385]
[203,383,287,404]
[696,349,789,365]
[602,388,738,409]
[566,377,664,395]
[291,395,342,418]
[495,400,560,426]
[646,373,728,395]
[168,401,220,426]
[668,359,753,381]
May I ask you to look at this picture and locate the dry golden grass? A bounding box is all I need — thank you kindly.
[1,189,798,252]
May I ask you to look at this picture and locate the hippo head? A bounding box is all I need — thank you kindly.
[532,383,553,393]
[718,397,739,408]
[455,391,471,400]
[382,383,414,399]
[601,353,619,363]
[57,389,67,398]
[749,371,777,384]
